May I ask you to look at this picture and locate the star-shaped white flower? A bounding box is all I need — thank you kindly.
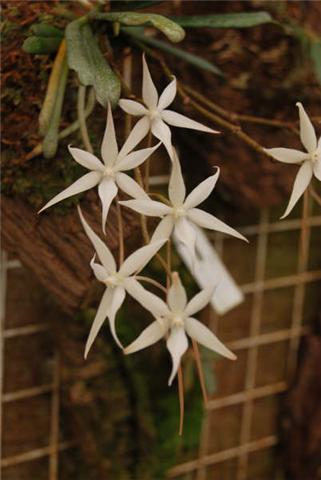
[39,103,160,232]
[119,55,218,160]
[125,272,236,385]
[265,102,321,218]
[78,207,165,357]
[119,151,247,263]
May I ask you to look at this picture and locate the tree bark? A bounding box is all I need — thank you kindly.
[1,194,140,314]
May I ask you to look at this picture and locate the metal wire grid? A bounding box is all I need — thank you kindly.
[1,206,321,479]
[167,207,321,479]
[0,253,73,479]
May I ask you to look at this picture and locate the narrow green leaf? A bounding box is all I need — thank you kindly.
[23,36,62,54]
[42,55,69,159]
[171,11,273,29]
[91,11,185,43]
[65,19,121,107]
[310,41,321,85]
[123,28,223,76]
[31,23,64,38]
[39,41,67,136]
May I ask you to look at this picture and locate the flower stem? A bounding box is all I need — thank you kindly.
[77,85,94,153]
[144,130,152,193]
[135,276,167,294]
[139,48,273,159]
[192,339,208,409]
[309,184,321,207]
[183,84,299,134]
[116,197,124,265]
[177,366,185,436]
[300,189,309,261]
[166,239,172,289]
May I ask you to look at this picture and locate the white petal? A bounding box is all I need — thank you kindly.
[101,103,118,166]
[68,146,104,171]
[264,147,308,164]
[116,172,149,200]
[39,171,101,213]
[108,286,126,348]
[119,199,172,217]
[185,287,214,317]
[77,207,116,274]
[119,240,165,277]
[314,137,321,180]
[142,54,158,109]
[151,118,174,160]
[162,109,218,134]
[158,77,176,111]
[296,102,317,154]
[167,272,187,312]
[116,143,160,172]
[119,116,150,158]
[124,320,166,355]
[313,157,321,181]
[167,327,188,386]
[124,277,169,317]
[119,99,148,116]
[168,149,185,206]
[151,215,175,242]
[185,317,236,360]
[174,217,197,262]
[184,169,219,210]
[90,255,108,282]
[188,208,248,242]
[281,161,313,219]
[98,177,118,234]
[84,287,112,358]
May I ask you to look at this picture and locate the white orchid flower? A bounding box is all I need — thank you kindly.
[125,272,236,386]
[119,55,218,160]
[265,102,321,218]
[78,207,165,357]
[39,103,160,233]
[119,151,247,263]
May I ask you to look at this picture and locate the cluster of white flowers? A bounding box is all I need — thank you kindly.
[39,55,320,386]
[39,55,243,384]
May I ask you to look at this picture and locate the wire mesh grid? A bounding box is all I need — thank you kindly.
[167,204,321,479]
[1,201,321,479]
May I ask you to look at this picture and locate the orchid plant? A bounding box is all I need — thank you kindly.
[120,150,247,264]
[119,55,217,159]
[125,272,236,386]
[39,55,243,431]
[39,54,319,434]
[39,103,159,232]
[265,102,320,218]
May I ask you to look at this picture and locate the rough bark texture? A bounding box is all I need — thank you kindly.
[281,323,321,480]
[1,194,140,314]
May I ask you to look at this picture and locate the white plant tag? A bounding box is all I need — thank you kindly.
[173,226,244,315]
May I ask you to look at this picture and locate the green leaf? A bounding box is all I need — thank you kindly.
[91,11,185,43]
[310,41,321,85]
[171,11,273,29]
[42,54,69,159]
[123,27,223,76]
[23,35,62,54]
[65,18,121,107]
[31,23,64,38]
